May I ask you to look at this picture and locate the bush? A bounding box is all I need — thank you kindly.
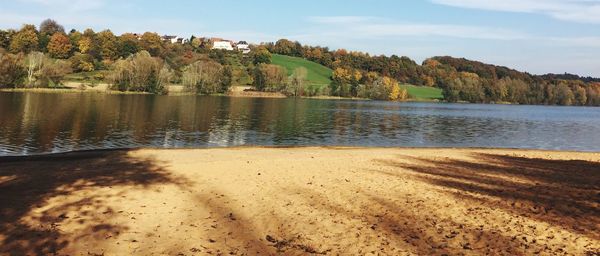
[182,59,231,94]
[108,51,171,94]
[22,52,72,88]
[251,46,271,65]
[286,67,307,96]
[252,64,287,92]
[93,73,105,81]
[0,52,26,88]
[357,75,407,101]
[41,59,72,87]
[69,53,95,72]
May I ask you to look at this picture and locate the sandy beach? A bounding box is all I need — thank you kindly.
[0,147,598,255]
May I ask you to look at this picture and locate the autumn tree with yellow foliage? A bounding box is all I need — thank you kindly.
[9,24,39,54]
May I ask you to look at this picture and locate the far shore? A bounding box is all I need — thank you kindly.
[0,84,303,98]
[0,83,442,101]
[1,147,598,255]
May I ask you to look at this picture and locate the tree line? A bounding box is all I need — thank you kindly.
[263,39,600,106]
[1,20,599,105]
[0,20,244,94]
[0,20,403,100]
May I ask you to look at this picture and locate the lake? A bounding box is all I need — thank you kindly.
[1,92,599,155]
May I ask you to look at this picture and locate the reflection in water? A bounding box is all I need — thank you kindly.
[1,92,600,155]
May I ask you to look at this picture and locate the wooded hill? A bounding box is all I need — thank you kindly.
[1,19,598,105]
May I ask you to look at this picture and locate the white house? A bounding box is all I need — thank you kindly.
[212,41,234,51]
[162,35,179,44]
[236,41,251,54]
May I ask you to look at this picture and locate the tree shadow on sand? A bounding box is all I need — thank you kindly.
[0,150,188,255]
[282,185,542,255]
[374,153,600,241]
[174,152,600,255]
[172,189,328,255]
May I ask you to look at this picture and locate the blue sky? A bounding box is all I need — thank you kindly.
[1,0,599,76]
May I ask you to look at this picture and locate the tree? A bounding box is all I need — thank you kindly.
[10,24,39,53]
[96,30,118,61]
[221,66,233,93]
[41,59,72,86]
[0,29,13,49]
[24,52,44,87]
[118,33,140,57]
[108,51,170,94]
[39,19,65,36]
[555,83,575,106]
[0,52,26,88]
[331,67,351,97]
[458,72,485,103]
[182,59,226,94]
[273,39,297,56]
[362,76,406,101]
[573,85,588,106]
[69,53,95,72]
[68,30,82,51]
[487,77,510,102]
[191,37,203,49]
[287,67,307,96]
[349,69,362,96]
[586,83,600,106]
[252,64,287,92]
[47,33,72,59]
[442,77,463,103]
[78,37,94,55]
[79,29,97,57]
[22,52,71,87]
[251,46,271,64]
[140,32,163,56]
[38,19,64,51]
[384,78,408,101]
[331,67,361,97]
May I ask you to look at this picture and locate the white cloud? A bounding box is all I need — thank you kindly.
[431,0,600,23]
[304,15,600,48]
[352,24,527,40]
[307,15,528,40]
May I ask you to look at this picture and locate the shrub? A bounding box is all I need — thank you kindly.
[358,75,408,101]
[252,64,287,92]
[23,52,72,87]
[108,51,171,94]
[286,67,307,96]
[40,59,72,87]
[69,53,95,72]
[182,59,232,94]
[0,52,26,88]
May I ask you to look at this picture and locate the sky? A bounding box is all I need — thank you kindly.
[1,0,599,77]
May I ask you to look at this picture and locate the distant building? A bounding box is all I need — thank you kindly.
[236,41,251,54]
[162,35,183,44]
[212,40,234,51]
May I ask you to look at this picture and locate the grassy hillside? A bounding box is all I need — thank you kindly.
[400,84,443,100]
[271,54,333,91]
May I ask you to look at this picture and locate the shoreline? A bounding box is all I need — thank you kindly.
[2,145,600,158]
[1,147,598,255]
[0,86,441,102]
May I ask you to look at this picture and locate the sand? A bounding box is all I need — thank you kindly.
[0,147,598,255]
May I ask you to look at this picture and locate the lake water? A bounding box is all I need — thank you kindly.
[1,92,599,155]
